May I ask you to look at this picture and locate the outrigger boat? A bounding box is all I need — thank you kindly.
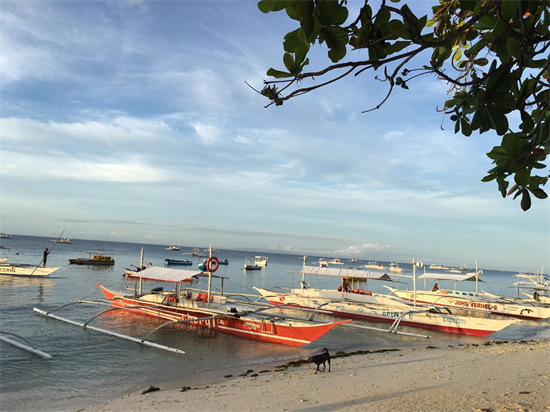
[255,260,519,337]
[512,270,550,304]
[34,253,350,350]
[385,263,550,320]
[0,249,60,277]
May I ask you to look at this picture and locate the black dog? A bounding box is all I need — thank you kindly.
[309,348,331,374]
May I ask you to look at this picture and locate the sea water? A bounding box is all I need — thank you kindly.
[0,235,548,411]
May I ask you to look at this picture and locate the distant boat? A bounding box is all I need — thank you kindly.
[388,262,403,273]
[166,244,181,251]
[364,261,386,270]
[328,258,344,265]
[54,237,73,244]
[428,264,449,270]
[253,256,269,267]
[0,233,12,239]
[69,252,115,266]
[244,257,262,271]
[165,258,193,266]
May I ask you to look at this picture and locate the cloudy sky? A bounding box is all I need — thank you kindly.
[1,0,548,272]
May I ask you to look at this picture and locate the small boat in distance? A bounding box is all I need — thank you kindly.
[0,233,13,239]
[428,264,449,270]
[54,237,73,244]
[328,258,344,265]
[254,256,269,267]
[244,257,262,271]
[166,244,181,251]
[364,261,386,270]
[69,252,115,266]
[389,262,403,273]
[165,258,193,266]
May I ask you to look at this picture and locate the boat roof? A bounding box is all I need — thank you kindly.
[129,266,204,282]
[290,265,393,280]
[417,272,482,282]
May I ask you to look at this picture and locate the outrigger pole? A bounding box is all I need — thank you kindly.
[29,229,65,277]
[0,331,53,360]
[33,307,185,355]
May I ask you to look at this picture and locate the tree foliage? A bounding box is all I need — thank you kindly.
[256,0,549,210]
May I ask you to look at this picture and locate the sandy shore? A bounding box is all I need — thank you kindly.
[86,340,549,412]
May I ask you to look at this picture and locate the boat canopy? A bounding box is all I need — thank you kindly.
[291,266,393,281]
[129,266,202,282]
[418,273,482,282]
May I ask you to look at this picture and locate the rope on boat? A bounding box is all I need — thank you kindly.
[0,331,53,360]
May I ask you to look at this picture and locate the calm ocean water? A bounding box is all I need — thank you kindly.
[1,235,549,411]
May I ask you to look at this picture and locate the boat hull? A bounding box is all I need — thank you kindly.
[0,264,61,277]
[69,259,114,266]
[164,259,192,266]
[386,287,550,320]
[255,288,518,337]
[97,284,349,346]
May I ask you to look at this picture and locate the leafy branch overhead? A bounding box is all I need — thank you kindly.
[257,0,549,210]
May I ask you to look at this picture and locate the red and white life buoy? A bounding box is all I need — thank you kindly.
[206,256,219,273]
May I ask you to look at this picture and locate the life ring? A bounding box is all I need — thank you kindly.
[206,256,219,273]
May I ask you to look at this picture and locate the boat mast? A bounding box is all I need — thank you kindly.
[140,247,144,268]
[207,245,212,306]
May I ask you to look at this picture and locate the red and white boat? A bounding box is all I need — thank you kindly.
[255,264,519,337]
[35,256,350,349]
[97,279,348,346]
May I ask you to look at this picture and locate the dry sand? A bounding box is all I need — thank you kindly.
[86,340,549,412]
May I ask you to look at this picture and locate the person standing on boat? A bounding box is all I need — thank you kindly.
[43,248,49,268]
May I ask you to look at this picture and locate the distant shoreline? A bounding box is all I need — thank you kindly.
[86,339,550,412]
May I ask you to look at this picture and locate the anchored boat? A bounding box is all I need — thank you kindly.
[385,264,550,320]
[34,253,350,349]
[255,261,519,337]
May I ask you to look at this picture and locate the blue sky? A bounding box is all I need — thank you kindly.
[1,0,548,272]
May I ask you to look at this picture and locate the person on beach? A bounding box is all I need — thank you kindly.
[43,248,49,268]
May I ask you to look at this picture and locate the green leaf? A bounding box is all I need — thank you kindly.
[283,53,295,72]
[473,58,489,66]
[481,174,497,182]
[515,168,530,186]
[292,0,315,40]
[487,104,509,135]
[258,0,290,13]
[318,0,349,26]
[266,68,293,78]
[520,190,532,211]
[501,133,520,155]
[506,37,521,58]
[530,188,548,199]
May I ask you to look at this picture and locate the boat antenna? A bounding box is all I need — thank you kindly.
[30,230,65,276]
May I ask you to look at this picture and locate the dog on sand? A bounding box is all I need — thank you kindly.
[309,348,331,374]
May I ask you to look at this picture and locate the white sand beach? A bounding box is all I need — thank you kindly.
[86,340,549,412]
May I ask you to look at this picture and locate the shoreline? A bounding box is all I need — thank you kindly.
[85,339,550,412]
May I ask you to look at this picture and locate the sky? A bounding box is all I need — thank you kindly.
[1,0,548,272]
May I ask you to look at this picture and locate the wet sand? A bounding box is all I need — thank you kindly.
[86,340,549,412]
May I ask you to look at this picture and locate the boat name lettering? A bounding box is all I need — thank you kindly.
[453,300,495,310]
[442,316,466,325]
[382,310,404,318]
[1,267,16,273]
